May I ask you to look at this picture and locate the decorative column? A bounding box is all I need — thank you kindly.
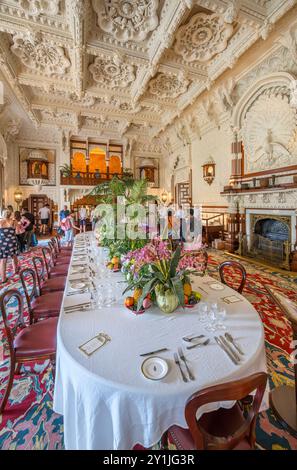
[230,127,243,188]
[225,197,240,253]
[237,203,246,256]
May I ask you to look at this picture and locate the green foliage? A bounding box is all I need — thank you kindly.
[60,164,72,177]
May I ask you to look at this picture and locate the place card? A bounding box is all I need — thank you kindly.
[221,295,243,304]
[78,333,111,357]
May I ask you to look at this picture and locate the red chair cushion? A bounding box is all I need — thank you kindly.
[31,292,63,318]
[41,277,66,294]
[49,266,68,277]
[14,317,57,359]
[54,258,70,266]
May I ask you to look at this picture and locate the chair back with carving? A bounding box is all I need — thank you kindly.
[48,241,57,261]
[33,256,47,291]
[51,237,59,255]
[19,268,39,319]
[0,290,25,361]
[185,372,267,450]
[42,246,54,276]
[219,261,247,294]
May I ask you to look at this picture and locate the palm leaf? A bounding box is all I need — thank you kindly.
[170,246,181,278]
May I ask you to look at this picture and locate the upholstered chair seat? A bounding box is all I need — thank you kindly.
[14,317,58,359]
[31,291,63,318]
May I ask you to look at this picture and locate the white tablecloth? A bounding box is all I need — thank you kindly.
[53,234,268,450]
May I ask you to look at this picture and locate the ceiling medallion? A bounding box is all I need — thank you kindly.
[11,34,70,76]
[18,0,60,17]
[89,55,135,88]
[174,12,233,63]
[149,73,189,99]
[92,0,159,43]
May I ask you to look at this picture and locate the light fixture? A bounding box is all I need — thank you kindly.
[202,157,216,185]
[14,188,23,209]
[161,189,168,204]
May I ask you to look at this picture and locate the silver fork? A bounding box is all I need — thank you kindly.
[174,353,188,383]
[178,347,195,381]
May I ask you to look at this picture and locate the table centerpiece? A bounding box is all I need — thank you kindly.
[122,240,208,314]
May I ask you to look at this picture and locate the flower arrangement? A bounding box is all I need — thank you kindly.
[123,243,208,314]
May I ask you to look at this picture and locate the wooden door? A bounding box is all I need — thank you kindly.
[29,195,54,234]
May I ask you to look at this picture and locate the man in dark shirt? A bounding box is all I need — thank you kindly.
[21,207,35,249]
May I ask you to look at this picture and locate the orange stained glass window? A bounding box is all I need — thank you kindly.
[109,155,122,175]
[72,151,87,174]
[89,148,107,176]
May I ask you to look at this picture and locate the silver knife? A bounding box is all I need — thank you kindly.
[215,337,238,365]
[219,335,241,362]
[140,348,169,357]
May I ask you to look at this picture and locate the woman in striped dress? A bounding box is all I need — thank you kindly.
[0,209,19,284]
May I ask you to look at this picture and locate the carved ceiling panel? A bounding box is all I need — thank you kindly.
[89,54,136,89]
[174,12,234,63]
[92,0,159,43]
[17,0,61,17]
[149,72,189,99]
[0,0,294,142]
[11,34,70,76]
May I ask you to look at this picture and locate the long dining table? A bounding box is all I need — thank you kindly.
[53,233,268,450]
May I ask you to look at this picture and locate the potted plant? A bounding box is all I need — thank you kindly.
[60,163,72,177]
[123,244,206,314]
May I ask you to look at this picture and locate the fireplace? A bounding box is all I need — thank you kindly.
[244,213,293,269]
[254,218,289,242]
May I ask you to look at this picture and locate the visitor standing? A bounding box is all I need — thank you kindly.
[21,207,35,250]
[0,209,19,284]
[61,212,80,248]
[14,211,29,253]
[79,206,87,233]
[39,203,51,235]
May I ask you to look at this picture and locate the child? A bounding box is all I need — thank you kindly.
[61,212,80,247]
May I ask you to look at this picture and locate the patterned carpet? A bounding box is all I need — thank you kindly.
[0,248,297,450]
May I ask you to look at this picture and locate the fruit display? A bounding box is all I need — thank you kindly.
[124,289,152,314]
[184,289,202,308]
[107,256,121,272]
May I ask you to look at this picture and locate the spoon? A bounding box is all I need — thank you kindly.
[186,339,210,350]
[225,333,244,355]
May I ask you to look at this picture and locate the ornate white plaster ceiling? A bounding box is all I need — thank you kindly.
[0,0,294,142]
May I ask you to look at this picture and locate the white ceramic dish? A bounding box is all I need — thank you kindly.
[141,356,169,381]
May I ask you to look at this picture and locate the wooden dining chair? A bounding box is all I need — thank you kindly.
[48,241,70,267]
[33,256,66,295]
[42,246,68,278]
[55,235,73,253]
[51,237,71,259]
[167,372,267,450]
[0,289,57,414]
[264,285,297,434]
[219,261,247,294]
[20,268,63,323]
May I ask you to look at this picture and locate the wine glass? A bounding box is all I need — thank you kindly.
[216,304,227,330]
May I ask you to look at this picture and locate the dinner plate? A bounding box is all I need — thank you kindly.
[208,283,225,291]
[141,357,169,381]
[70,282,87,290]
[72,267,85,274]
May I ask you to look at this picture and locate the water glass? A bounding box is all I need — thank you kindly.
[197,302,209,323]
[216,305,227,330]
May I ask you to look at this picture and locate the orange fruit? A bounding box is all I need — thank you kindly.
[111,256,119,264]
[183,283,192,296]
[113,263,119,270]
[184,295,189,305]
[125,297,134,307]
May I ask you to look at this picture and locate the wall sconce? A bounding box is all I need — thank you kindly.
[14,188,23,209]
[161,190,169,205]
[202,157,216,186]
